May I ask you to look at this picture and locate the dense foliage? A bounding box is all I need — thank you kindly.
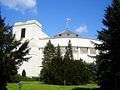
[0,15,30,89]
[40,40,92,85]
[9,74,39,83]
[40,40,56,83]
[22,69,26,77]
[95,0,120,90]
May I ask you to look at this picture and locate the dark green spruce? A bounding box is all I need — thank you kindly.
[40,40,90,85]
[64,40,73,60]
[95,0,120,90]
[22,69,26,77]
[0,15,30,90]
[40,40,56,84]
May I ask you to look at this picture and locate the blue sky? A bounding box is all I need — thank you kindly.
[0,0,112,38]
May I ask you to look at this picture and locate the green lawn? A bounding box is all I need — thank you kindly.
[8,81,100,90]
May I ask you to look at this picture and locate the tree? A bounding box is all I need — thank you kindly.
[64,40,73,60]
[22,69,26,77]
[50,44,64,84]
[86,63,97,83]
[0,15,30,89]
[95,0,120,89]
[40,40,56,83]
[40,40,90,85]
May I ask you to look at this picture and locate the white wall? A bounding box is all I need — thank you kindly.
[13,20,49,77]
[13,20,100,77]
[39,37,100,63]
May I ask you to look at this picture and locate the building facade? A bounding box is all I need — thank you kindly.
[13,20,100,77]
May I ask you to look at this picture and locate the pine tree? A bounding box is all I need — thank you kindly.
[0,15,30,89]
[22,69,26,77]
[51,44,64,84]
[95,0,120,89]
[63,40,73,84]
[40,40,55,83]
[64,40,73,60]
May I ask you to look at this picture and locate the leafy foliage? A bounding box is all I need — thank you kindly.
[95,0,120,89]
[0,15,30,89]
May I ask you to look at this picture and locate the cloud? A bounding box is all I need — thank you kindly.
[75,25,88,33]
[0,0,37,14]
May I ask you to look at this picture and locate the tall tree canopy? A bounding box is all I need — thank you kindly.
[40,40,90,85]
[64,40,73,60]
[40,40,56,83]
[95,0,120,90]
[0,15,30,89]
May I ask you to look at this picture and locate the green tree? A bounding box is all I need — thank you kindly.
[40,40,55,83]
[64,40,73,60]
[22,69,26,77]
[40,40,90,85]
[50,44,64,84]
[95,0,120,89]
[86,63,97,83]
[0,15,30,89]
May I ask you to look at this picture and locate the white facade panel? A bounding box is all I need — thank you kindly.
[13,20,100,77]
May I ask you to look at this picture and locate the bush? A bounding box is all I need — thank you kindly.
[9,74,39,83]
[22,69,26,77]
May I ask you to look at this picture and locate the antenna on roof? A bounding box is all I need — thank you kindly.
[66,18,71,29]
[0,5,1,16]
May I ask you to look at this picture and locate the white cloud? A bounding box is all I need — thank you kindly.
[75,25,88,33]
[0,0,37,14]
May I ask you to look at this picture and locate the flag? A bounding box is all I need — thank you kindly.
[67,18,71,22]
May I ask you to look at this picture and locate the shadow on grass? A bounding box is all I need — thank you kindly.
[72,87,100,90]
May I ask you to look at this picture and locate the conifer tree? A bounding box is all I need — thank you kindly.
[64,40,73,60]
[95,0,120,89]
[22,69,26,77]
[0,15,30,89]
[40,40,55,83]
[51,44,64,84]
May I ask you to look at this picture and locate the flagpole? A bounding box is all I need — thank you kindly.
[67,19,68,29]
[66,18,71,29]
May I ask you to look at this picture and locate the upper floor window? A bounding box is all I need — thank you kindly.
[72,47,78,53]
[76,34,78,37]
[59,34,61,36]
[67,34,69,36]
[90,48,96,55]
[21,28,26,39]
[80,47,88,54]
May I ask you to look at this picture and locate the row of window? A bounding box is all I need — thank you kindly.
[60,47,96,55]
[21,28,96,55]
[58,34,79,37]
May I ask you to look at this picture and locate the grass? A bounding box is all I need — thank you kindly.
[8,81,100,90]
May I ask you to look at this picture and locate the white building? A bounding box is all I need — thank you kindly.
[13,20,100,77]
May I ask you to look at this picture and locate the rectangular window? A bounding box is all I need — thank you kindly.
[60,47,66,54]
[72,47,78,53]
[21,28,26,38]
[90,48,96,55]
[80,47,88,54]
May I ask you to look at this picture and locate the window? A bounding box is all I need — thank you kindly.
[80,47,88,54]
[90,48,96,54]
[76,34,78,37]
[72,47,78,53]
[21,28,26,38]
[67,34,69,36]
[59,34,61,36]
[60,47,66,54]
